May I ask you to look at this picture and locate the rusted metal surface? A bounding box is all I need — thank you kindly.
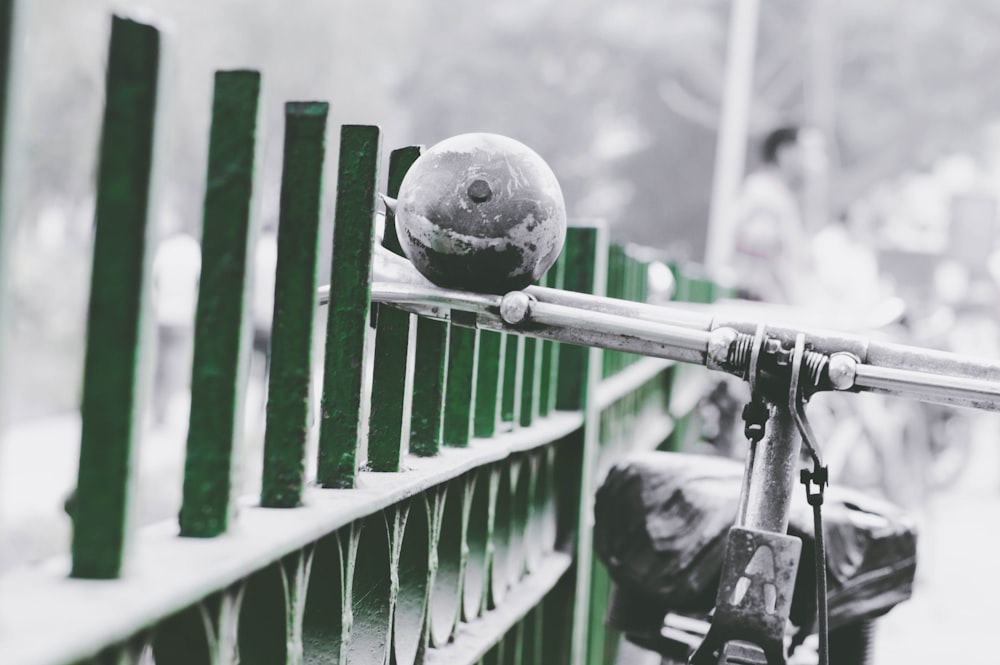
[690,527,802,665]
[394,133,566,294]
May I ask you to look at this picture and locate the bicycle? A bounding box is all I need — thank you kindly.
[345,133,1000,664]
[360,243,1000,664]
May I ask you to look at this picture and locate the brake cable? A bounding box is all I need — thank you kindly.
[790,334,830,665]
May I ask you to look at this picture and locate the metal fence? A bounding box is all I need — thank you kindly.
[0,14,724,665]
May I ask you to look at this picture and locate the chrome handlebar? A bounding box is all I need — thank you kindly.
[318,246,1000,412]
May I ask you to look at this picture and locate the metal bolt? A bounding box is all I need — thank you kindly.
[828,353,858,390]
[467,179,493,203]
[707,326,739,371]
[500,291,533,325]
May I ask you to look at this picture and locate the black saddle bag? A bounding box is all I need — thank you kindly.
[593,451,918,635]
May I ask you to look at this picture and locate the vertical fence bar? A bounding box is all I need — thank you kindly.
[614,246,628,371]
[624,252,641,369]
[556,223,608,665]
[317,125,382,487]
[180,70,261,537]
[636,253,649,304]
[367,146,420,471]
[0,0,18,402]
[501,335,523,426]
[556,226,602,411]
[392,148,453,459]
[0,0,13,237]
[537,259,563,418]
[410,315,448,457]
[602,245,623,379]
[519,337,538,428]
[474,330,505,438]
[664,262,687,452]
[259,102,328,508]
[443,325,478,447]
[71,16,160,579]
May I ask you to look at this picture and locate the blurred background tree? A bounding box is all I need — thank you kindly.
[5,0,1000,420]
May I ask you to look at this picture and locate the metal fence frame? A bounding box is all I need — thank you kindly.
[0,14,724,665]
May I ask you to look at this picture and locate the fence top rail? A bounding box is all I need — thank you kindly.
[0,408,586,665]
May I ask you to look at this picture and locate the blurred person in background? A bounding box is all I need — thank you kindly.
[716,125,825,305]
[697,126,823,458]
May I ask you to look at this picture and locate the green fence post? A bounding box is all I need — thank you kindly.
[0,0,13,250]
[368,146,421,471]
[602,244,624,379]
[394,149,453,459]
[71,16,160,579]
[537,258,563,418]
[410,314,448,457]
[665,264,715,454]
[474,330,505,439]
[519,335,538,428]
[502,335,524,426]
[556,225,603,411]
[442,325,478,447]
[180,70,261,537]
[260,101,328,508]
[553,224,609,665]
[317,125,382,487]
[0,0,15,401]
[624,252,643,369]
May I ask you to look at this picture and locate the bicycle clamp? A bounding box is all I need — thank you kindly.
[689,527,802,665]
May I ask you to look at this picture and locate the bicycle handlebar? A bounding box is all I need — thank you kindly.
[318,246,1000,411]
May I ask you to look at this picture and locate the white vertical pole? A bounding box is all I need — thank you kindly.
[0,0,23,541]
[804,0,838,234]
[704,0,762,273]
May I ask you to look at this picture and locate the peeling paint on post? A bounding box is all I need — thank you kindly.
[317,125,382,487]
[368,146,421,471]
[260,101,328,508]
[71,16,160,579]
[180,70,261,537]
